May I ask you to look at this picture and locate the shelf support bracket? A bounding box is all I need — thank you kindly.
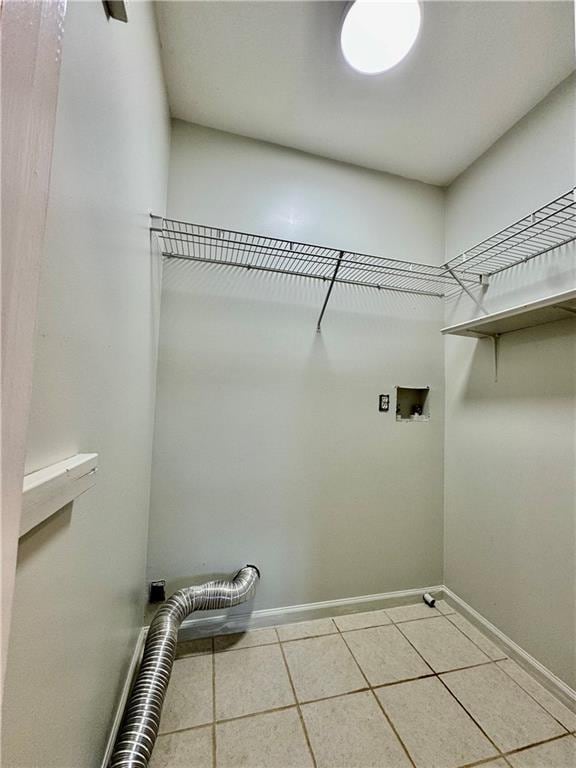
[491,334,500,383]
[316,251,344,333]
[150,213,164,233]
[447,268,488,316]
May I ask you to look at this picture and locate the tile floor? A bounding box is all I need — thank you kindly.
[149,602,576,768]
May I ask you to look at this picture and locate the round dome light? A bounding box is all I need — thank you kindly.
[340,0,421,75]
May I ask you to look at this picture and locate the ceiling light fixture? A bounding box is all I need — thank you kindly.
[340,0,421,75]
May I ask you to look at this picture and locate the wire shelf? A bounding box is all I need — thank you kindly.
[446,189,576,277]
[154,218,474,298]
[152,189,575,319]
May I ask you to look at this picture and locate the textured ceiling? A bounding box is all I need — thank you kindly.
[156,1,575,186]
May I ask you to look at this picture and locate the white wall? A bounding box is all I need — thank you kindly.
[445,74,576,325]
[146,122,446,612]
[2,3,170,766]
[167,120,445,265]
[444,74,576,687]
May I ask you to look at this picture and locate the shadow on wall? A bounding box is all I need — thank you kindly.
[144,568,258,629]
[160,258,443,323]
[148,255,445,611]
[445,242,576,325]
[16,503,73,569]
[459,318,576,402]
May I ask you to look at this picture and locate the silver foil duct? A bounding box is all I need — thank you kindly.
[110,565,260,767]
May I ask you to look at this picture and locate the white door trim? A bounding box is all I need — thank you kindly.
[1,0,67,694]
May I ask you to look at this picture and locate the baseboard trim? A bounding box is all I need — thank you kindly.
[179,584,444,639]
[108,582,575,765]
[100,626,148,768]
[442,586,576,713]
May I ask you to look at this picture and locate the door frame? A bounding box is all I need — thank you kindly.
[1,0,66,696]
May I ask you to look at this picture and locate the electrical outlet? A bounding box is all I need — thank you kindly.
[379,394,390,412]
[149,580,166,603]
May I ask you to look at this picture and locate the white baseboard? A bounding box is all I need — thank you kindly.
[442,586,576,713]
[179,584,444,639]
[100,627,148,768]
[106,582,575,767]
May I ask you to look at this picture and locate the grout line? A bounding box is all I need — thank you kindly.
[387,619,505,761]
[503,731,576,758]
[158,722,215,739]
[436,673,504,758]
[371,690,419,768]
[277,618,338,643]
[371,673,437,690]
[216,704,300,727]
[211,637,216,768]
[336,619,418,768]
[275,627,318,768]
[394,618,492,669]
[387,611,449,625]
[298,686,371,704]
[172,607,573,765]
[272,632,336,645]
[213,639,278,654]
[494,659,573,734]
[445,613,508,661]
[430,608,573,733]
[458,755,509,768]
[335,621,393,633]
[158,705,300,737]
[157,687,576,749]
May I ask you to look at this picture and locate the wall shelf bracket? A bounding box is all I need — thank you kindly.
[20,453,98,537]
[316,251,343,333]
[491,334,500,383]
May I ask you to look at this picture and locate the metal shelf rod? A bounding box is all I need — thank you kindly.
[160,222,465,277]
[161,237,462,287]
[317,251,344,333]
[160,233,478,288]
[162,252,445,297]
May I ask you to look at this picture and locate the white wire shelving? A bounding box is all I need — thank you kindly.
[445,189,576,278]
[152,217,468,297]
[151,188,576,331]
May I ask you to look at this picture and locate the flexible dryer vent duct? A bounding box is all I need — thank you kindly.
[110,565,260,768]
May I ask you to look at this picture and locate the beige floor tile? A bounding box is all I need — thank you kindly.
[159,655,213,734]
[447,615,506,661]
[480,761,508,767]
[282,634,366,702]
[398,616,490,673]
[302,691,412,768]
[344,625,432,686]
[497,659,576,732]
[508,735,576,768]
[176,637,213,659]
[214,627,278,652]
[215,644,294,720]
[434,599,457,615]
[376,677,498,768]
[333,609,392,632]
[441,664,566,752]
[216,708,313,768]
[385,603,443,623]
[277,618,336,642]
[150,726,213,768]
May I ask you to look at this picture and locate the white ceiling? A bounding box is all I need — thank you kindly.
[156,1,575,186]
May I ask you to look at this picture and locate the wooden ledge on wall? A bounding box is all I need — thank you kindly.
[21,453,99,537]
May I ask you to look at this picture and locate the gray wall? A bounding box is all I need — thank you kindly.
[2,3,170,766]
[146,122,445,610]
[444,75,576,688]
